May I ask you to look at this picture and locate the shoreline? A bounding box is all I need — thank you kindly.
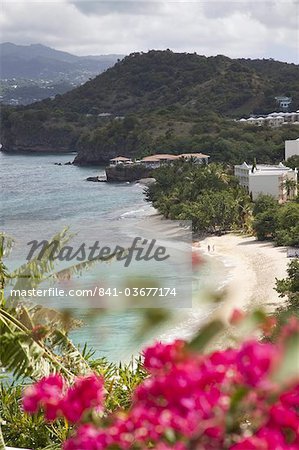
[156,232,290,349]
[137,214,289,348]
[197,233,289,322]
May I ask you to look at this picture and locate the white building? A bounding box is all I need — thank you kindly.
[275,96,292,111]
[234,162,298,202]
[285,138,299,160]
[238,110,299,128]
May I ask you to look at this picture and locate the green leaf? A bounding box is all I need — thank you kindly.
[273,332,299,384]
[188,319,224,351]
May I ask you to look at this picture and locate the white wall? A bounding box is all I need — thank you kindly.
[285,140,299,160]
[249,174,280,200]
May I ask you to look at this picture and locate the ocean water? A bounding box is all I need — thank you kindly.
[0,151,219,361]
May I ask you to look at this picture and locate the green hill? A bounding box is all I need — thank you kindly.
[1,50,299,164]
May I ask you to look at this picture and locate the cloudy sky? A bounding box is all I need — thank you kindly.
[1,0,298,62]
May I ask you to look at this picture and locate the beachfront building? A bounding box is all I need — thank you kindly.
[140,152,210,168]
[285,138,299,160]
[179,153,210,164]
[140,154,178,168]
[140,155,163,168]
[109,156,133,166]
[234,162,298,202]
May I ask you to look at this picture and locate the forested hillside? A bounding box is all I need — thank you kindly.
[1,50,298,164]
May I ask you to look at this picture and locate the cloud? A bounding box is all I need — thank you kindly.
[0,0,298,62]
[69,1,163,16]
[202,1,299,30]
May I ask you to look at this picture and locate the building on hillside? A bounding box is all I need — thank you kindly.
[109,156,132,166]
[237,110,299,127]
[98,112,112,118]
[275,96,292,111]
[285,138,299,160]
[234,162,298,202]
[264,115,285,128]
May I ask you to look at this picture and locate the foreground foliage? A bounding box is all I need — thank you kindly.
[0,358,146,450]
[22,313,299,450]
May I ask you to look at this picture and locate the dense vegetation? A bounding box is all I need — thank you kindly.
[146,161,251,234]
[1,50,299,164]
[29,51,299,116]
[252,195,299,246]
[146,162,299,243]
[276,259,299,320]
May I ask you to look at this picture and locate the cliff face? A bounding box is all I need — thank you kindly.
[73,141,139,165]
[1,112,79,153]
[73,118,150,165]
[105,164,153,182]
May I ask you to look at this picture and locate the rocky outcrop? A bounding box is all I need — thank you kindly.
[86,176,107,182]
[135,177,156,186]
[105,164,153,182]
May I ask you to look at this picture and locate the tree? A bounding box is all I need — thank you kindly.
[281,178,298,199]
[276,259,299,318]
[252,209,278,241]
[0,230,94,381]
[285,155,299,170]
[253,194,278,216]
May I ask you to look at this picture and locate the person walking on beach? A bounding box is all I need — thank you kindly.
[208,245,211,252]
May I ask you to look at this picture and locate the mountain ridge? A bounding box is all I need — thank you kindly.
[0,42,124,79]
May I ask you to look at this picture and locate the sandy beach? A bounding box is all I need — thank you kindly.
[198,233,289,323]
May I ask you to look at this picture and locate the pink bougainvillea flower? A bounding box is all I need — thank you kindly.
[63,424,110,450]
[236,340,280,388]
[22,374,64,420]
[143,340,186,373]
[229,308,245,325]
[23,322,299,450]
[61,373,105,423]
[192,250,203,269]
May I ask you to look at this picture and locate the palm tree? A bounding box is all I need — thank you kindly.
[281,178,298,200]
[0,229,101,381]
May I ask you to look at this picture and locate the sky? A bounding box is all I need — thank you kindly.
[1,0,298,63]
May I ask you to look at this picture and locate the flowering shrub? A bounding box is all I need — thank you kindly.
[23,374,104,423]
[23,317,299,449]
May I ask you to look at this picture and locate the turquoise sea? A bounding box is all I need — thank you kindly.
[0,151,219,361]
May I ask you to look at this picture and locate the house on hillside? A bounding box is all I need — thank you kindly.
[234,162,298,202]
[98,112,112,118]
[275,96,292,111]
[265,115,285,128]
[237,110,299,127]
